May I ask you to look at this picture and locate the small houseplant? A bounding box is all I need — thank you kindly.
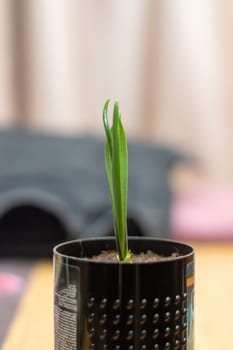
[54,101,194,350]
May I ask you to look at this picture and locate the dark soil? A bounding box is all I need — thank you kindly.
[91,250,179,263]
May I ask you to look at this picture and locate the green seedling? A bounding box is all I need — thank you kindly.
[103,99,131,262]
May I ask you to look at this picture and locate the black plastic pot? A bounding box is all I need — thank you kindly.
[54,237,194,350]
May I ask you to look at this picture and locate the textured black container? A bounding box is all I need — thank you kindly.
[54,237,194,350]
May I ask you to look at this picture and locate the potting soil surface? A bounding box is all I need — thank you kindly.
[91,250,179,262]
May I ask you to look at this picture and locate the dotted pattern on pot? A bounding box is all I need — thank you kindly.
[86,293,188,350]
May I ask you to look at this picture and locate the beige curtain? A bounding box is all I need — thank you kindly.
[0,0,17,126]
[0,0,232,183]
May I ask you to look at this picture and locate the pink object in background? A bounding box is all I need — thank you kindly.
[0,273,24,295]
[172,186,233,240]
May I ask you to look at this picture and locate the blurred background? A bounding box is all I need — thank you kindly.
[0,0,233,254]
[1,0,233,184]
[1,2,233,348]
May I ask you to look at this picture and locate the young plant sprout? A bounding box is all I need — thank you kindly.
[103,100,131,262]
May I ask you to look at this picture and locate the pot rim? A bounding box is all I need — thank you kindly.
[53,236,194,265]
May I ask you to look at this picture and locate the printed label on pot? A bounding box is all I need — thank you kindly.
[186,261,194,350]
[55,263,80,350]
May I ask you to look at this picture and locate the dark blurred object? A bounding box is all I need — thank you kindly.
[0,129,192,257]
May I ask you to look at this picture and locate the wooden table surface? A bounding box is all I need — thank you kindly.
[2,243,233,350]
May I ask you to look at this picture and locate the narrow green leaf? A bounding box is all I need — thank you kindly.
[118,114,128,235]
[105,140,116,222]
[119,118,129,260]
[112,102,128,260]
[102,99,130,262]
[103,100,114,214]
[103,99,112,157]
